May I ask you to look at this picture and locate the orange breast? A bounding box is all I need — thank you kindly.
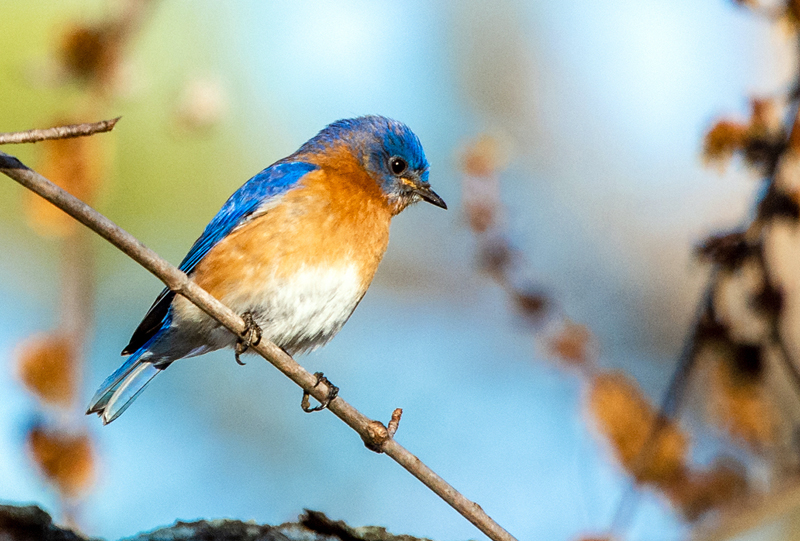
[192,159,393,305]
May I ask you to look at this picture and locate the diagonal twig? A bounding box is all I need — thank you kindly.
[0,149,518,541]
[0,118,121,145]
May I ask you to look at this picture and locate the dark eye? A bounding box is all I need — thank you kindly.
[389,156,408,175]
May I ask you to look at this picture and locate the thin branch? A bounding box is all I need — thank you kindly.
[0,150,518,541]
[0,118,121,145]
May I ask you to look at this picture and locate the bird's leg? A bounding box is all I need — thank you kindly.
[235,311,262,366]
[301,372,339,413]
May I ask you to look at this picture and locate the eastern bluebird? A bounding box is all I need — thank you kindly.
[87,115,445,424]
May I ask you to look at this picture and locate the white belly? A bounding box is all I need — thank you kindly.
[172,264,367,356]
[245,264,366,353]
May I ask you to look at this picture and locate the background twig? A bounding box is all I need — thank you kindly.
[0,118,120,145]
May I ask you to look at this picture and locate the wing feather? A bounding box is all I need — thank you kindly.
[121,161,318,355]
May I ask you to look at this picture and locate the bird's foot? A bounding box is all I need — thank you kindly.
[235,312,262,366]
[301,372,339,413]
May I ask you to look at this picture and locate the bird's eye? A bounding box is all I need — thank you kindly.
[389,156,408,175]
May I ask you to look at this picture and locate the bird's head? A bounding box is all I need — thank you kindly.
[300,116,446,214]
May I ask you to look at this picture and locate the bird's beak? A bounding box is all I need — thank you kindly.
[414,184,447,209]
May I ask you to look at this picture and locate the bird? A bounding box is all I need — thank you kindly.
[86,115,446,424]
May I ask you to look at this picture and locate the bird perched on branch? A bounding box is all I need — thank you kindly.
[87,115,446,424]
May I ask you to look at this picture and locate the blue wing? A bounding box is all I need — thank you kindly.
[179,161,318,275]
[121,161,319,355]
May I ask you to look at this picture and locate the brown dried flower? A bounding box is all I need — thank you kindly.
[27,425,95,499]
[665,458,748,521]
[703,120,748,166]
[15,333,77,408]
[587,371,688,487]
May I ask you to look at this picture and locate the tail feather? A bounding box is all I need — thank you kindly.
[88,322,169,423]
[86,353,144,414]
[87,347,162,424]
[101,362,160,424]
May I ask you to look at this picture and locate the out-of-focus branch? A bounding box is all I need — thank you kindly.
[0,504,428,541]
[0,118,120,145]
[0,149,518,541]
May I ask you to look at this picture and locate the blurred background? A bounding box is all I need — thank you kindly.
[0,1,797,540]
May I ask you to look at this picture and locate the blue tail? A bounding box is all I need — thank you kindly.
[87,345,161,425]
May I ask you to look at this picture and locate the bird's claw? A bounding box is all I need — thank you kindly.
[301,372,339,413]
[235,312,262,366]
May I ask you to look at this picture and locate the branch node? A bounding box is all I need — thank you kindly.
[362,420,390,453]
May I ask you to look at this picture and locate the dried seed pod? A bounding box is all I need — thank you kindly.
[513,287,549,324]
[546,321,593,368]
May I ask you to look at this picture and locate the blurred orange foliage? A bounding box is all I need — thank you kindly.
[27,128,103,237]
[587,372,688,487]
[27,425,95,499]
[15,333,77,407]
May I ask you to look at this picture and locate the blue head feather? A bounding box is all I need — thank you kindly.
[295,115,444,210]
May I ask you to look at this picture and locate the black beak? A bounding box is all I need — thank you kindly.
[414,185,447,209]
